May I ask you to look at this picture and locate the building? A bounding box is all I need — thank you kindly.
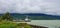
[13,15,31,22]
[24,15,31,22]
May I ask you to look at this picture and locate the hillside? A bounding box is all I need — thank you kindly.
[0,13,60,20]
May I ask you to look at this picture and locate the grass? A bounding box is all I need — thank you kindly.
[0,20,16,28]
[0,20,31,28]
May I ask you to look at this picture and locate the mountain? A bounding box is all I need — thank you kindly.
[0,13,60,20]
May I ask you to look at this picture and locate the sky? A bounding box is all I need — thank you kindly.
[0,0,60,15]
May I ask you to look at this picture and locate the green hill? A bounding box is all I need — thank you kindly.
[0,13,60,20]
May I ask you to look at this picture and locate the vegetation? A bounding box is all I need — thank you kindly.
[0,13,60,20]
[16,23,31,28]
[0,12,13,21]
[0,12,31,28]
[0,21,16,28]
[3,13,59,20]
[0,21,31,28]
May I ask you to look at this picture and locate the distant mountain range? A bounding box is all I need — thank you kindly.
[0,13,60,20]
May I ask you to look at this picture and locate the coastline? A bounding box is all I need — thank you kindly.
[30,20,60,28]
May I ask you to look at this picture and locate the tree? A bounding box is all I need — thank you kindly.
[0,12,13,21]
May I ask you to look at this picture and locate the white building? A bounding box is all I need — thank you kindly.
[25,15,31,22]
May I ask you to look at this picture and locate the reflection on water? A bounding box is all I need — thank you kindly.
[30,20,60,28]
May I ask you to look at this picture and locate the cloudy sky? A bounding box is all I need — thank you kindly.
[0,0,60,15]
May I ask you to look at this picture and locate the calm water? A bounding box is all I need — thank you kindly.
[30,20,60,28]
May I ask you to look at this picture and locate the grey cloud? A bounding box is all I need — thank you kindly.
[0,0,60,15]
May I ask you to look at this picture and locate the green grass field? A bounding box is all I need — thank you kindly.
[0,20,31,28]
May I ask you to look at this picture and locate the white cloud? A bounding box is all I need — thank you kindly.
[0,0,60,15]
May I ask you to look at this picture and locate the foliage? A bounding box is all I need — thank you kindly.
[0,21,16,28]
[0,21,31,28]
[16,23,31,28]
[0,12,31,28]
[0,12,13,21]
[0,20,31,28]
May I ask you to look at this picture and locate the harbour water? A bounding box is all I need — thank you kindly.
[30,20,60,28]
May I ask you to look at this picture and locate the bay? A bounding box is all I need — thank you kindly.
[30,20,60,28]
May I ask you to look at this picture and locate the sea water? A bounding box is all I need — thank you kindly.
[30,20,60,28]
